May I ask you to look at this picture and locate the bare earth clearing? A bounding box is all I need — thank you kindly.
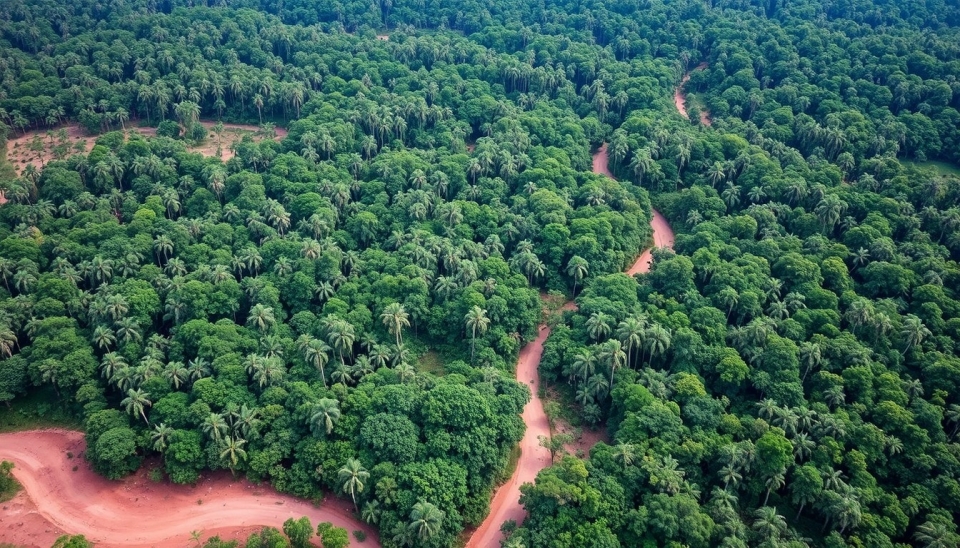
[466,143,676,547]
[4,121,287,176]
[674,63,712,126]
[0,430,378,547]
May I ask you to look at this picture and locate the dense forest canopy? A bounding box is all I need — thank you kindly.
[1,0,960,546]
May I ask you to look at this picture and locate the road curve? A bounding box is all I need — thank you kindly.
[0,429,378,547]
[466,143,675,548]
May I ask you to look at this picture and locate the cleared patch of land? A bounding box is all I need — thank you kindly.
[4,121,287,176]
[903,159,960,178]
[0,430,378,548]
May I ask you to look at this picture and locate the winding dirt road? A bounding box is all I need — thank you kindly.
[466,143,675,548]
[0,430,378,547]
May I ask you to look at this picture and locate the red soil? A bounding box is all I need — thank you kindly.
[466,143,675,547]
[4,124,97,176]
[0,429,378,547]
[465,327,553,548]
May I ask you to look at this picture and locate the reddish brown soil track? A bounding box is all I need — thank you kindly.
[674,63,712,126]
[0,430,378,547]
[466,143,676,547]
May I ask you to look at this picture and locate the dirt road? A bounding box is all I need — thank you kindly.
[0,429,378,547]
[466,143,675,547]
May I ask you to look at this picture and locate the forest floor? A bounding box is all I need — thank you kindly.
[3,121,287,176]
[466,143,676,548]
[0,430,378,547]
[674,63,712,126]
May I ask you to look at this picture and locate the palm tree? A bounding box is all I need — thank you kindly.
[114,318,141,345]
[396,362,416,384]
[362,500,381,526]
[814,194,848,233]
[585,312,612,341]
[121,388,152,424]
[202,412,230,443]
[188,358,211,382]
[309,398,341,436]
[219,436,247,475]
[163,361,189,390]
[644,324,672,363]
[246,304,276,333]
[611,443,636,468]
[338,458,369,512]
[616,315,646,369]
[99,352,127,380]
[752,506,788,543]
[153,235,173,264]
[408,501,444,542]
[900,314,931,356]
[720,465,742,491]
[151,423,173,454]
[572,349,598,384]
[331,364,353,387]
[327,319,356,366]
[302,337,331,387]
[565,256,588,296]
[707,161,726,187]
[834,491,862,535]
[93,325,117,350]
[252,356,285,388]
[232,404,261,438]
[380,303,410,347]
[721,183,741,209]
[602,339,626,386]
[464,306,490,364]
[914,520,960,548]
[945,404,960,439]
[763,469,786,505]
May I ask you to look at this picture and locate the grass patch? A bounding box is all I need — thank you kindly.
[1,461,22,503]
[902,159,960,177]
[0,389,83,434]
[417,350,446,376]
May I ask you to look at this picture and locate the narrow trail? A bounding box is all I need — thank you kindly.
[674,63,712,126]
[466,143,675,548]
[0,430,378,547]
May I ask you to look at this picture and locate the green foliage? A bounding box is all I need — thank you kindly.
[50,535,94,548]
[281,517,312,548]
[0,461,21,502]
[1,0,959,546]
[315,522,349,548]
